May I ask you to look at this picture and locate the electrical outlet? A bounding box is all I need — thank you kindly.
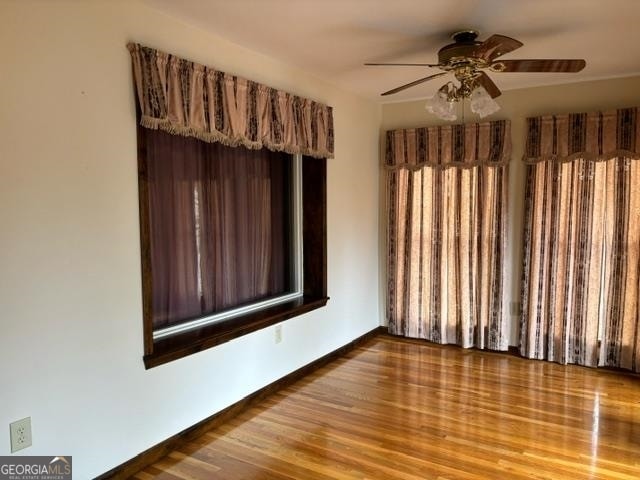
[10,417,32,453]
[274,324,282,344]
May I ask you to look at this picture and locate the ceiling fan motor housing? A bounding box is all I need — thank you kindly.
[438,30,483,65]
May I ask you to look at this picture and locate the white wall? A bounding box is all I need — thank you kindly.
[381,75,640,345]
[0,1,381,478]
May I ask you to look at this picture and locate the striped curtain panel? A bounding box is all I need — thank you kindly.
[602,158,640,371]
[520,107,640,372]
[386,121,511,350]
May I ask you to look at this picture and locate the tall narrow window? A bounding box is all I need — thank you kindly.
[386,121,511,351]
[520,108,640,373]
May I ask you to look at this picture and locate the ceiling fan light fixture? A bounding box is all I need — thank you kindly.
[425,85,456,121]
[469,86,500,118]
[367,30,585,120]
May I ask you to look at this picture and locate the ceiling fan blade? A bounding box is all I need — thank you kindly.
[473,34,523,61]
[475,72,502,98]
[381,72,448,96]
[364,62,441,67]
[491,59,586,72]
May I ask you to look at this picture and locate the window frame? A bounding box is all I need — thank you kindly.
[136,124,328,369]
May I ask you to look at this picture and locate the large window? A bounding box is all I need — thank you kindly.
[138,127,327,368]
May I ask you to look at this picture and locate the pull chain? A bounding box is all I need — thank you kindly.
[462,97,465,123]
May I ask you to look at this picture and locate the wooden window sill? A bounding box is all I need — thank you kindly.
[144,296,329,369]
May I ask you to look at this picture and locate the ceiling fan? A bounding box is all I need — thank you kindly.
[366,30,586,99]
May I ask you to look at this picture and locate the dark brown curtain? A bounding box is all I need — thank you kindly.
[144,128,292,329]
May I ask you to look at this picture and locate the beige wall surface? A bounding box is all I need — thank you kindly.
[0,1,381,477]
[381,75,640,345]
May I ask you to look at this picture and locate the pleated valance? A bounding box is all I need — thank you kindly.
[524,107,640,164]
[385,120,511,170]
[127,43,334,159]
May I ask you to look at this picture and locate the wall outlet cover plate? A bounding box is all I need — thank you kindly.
[10,417,32,453]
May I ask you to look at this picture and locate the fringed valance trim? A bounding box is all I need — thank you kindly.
[522,151,640,165]
[139,116,334,159]
[524,107,640,164]
[385,120,511,170]
[128,43,334,159]
[384,161,511,171]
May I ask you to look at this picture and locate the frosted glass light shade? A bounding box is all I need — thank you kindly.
[425,90,456,121]
[470,87,500,118]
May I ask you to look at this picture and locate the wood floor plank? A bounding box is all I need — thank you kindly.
[133,335,640,479]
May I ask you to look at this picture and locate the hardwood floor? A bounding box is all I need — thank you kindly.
[132,335,640,480]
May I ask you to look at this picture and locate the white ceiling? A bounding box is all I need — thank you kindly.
[146,0,640,102]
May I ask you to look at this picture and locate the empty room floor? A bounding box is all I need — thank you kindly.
[132,335,640,480]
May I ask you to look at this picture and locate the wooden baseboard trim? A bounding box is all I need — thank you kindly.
[379,329,521,356]
[96,325,385,479]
